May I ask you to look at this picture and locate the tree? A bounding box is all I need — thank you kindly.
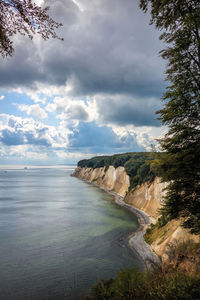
[140,0,200,233]
[0,0,63,57]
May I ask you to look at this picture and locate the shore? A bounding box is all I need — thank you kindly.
[73,175,160,269]
[100,188,160,269]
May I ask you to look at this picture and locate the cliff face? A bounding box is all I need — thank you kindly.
[73,165,200,259]
[73,166,166,218]
[73,166,130,197]
[150,219,200,260]
[125,177,168,218]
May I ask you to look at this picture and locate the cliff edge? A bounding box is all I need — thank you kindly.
[72,165,200,260]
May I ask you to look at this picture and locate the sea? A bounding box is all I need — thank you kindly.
[0,165,143,299]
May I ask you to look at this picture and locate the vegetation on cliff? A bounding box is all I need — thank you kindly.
[78,152,161,190]
[87,241,200,300]
[87,270,200,300]
[144,215,168,245]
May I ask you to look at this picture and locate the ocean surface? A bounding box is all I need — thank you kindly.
[0,165,143,300]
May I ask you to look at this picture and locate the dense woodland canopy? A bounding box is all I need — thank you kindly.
[78,152,160,190]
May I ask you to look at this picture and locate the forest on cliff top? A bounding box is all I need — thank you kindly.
[78,152,162,190]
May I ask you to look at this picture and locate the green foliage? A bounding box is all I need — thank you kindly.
[78,152,161,189]
[144,215,168,245]
[124,156,154,189]
[86,278,115,300]
[87,267,200,300]
[176,240,200,259]
[140,0,200,234]
[86,268,148,300]
[144,224,156,244]
[88,241,200,298]
[157,215,168,228]
[158,273,200,300]
[78,153,133,170]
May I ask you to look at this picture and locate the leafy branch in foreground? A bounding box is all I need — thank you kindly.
[0,0,63,57]
[140,0,200,234]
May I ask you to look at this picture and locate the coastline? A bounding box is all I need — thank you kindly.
[73,175,160,269]
[113,192,160,268]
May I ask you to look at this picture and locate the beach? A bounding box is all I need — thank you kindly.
[113,192,160,268]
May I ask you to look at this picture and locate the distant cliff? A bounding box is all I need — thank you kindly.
[72,156,200,259]
[73,165,129,197]
[73,165,166,218]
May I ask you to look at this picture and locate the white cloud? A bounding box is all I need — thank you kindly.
[46,96,70,112]
[0,114,66,148]
[34,0,44,5]
[0,111,164,164]
[54,150,92,160]
[16,104,48,119]
[46,95,97,126]
[0,95,5,101]
[8,145,48,160]
[71,0,85,11]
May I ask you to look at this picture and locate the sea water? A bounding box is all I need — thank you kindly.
[0,166,143,299]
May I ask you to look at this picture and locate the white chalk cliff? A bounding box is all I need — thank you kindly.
[73,165,200,259]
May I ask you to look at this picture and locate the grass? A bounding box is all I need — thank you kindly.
[144,215,168,245]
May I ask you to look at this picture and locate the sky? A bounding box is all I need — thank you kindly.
[0,0,167,165]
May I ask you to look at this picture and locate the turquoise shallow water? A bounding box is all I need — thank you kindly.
[0,166,143,299]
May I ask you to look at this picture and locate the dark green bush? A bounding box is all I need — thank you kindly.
[157,215,168,228]
[86,268,200,300]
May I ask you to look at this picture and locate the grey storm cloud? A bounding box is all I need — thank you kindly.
[0,0,165,98]
[96,94,162,127]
